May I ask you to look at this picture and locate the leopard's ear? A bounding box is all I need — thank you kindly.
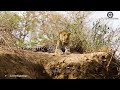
[57,31,61,37]
[59,32,62,35]
[68,32,71,36]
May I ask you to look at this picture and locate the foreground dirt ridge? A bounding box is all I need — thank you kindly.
[0,47,119,79]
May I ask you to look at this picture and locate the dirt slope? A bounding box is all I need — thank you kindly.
[0,47,119,79]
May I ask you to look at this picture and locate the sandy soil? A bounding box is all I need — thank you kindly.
[0,47,119,79]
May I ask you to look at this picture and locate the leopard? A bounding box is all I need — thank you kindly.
[55,30,71,55]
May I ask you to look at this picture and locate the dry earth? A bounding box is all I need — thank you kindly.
[0,47,119,79]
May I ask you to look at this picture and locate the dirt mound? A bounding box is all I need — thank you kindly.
[45,53,120,79]
[0,47,51,79]
[0,47,119,79]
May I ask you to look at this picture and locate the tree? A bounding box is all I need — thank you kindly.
[0,11,21,47]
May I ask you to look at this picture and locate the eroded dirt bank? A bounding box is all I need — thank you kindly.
[0,47,119,79]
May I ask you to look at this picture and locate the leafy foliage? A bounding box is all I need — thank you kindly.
[0,11,119,58]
